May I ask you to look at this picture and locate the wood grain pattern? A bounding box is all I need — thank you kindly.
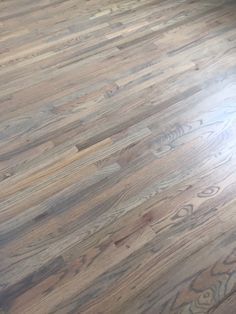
[0,0,236,313]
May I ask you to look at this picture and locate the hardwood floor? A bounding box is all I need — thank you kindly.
[0,0,236,313]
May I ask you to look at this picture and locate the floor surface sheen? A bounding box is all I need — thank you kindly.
[0,0,236,313]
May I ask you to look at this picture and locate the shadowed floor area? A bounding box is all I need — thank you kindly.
[0,0,236,313]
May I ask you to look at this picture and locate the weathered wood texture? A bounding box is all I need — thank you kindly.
[0,0,236,313]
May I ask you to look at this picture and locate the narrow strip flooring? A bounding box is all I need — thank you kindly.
[0,0,236,313]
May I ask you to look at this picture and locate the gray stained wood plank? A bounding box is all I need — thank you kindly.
[0,0,236,313]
